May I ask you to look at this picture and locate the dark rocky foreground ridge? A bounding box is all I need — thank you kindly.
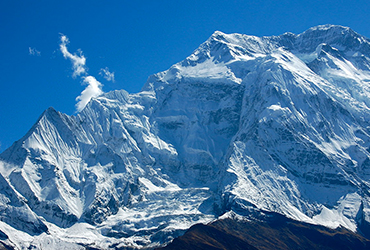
[1,214,369,250]
[158,213,370,250]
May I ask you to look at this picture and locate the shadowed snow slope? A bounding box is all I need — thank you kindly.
[2,24,370,249]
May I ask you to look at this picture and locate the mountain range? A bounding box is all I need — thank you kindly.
[1,24,370,249]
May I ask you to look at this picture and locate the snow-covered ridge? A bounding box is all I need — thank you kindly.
[1,24,370,249]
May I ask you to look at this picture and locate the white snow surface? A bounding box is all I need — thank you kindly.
[2,24,370,249]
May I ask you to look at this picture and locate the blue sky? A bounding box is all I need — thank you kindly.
[1,0,370,152]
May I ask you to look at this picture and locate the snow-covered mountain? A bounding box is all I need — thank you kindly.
[1,24,370,249]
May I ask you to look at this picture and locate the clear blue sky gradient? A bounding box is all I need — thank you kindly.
[1,0,370,152]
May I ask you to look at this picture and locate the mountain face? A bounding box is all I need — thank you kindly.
[1,24,370,249]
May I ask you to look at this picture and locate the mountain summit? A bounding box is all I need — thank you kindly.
[1,25,370,249]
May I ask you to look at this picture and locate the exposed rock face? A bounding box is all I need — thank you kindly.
[1,24,370,249]
[158,212,370,250]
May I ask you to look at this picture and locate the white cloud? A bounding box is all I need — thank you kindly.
[59,34,104,112]
[99,67,115,82]
[75,76,104,112]
[59,35,87,77]
[29,47,41,56]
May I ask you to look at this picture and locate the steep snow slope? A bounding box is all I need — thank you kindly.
[1,24,370,249]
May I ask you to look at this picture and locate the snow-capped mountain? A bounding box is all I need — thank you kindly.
[1,24,370,249]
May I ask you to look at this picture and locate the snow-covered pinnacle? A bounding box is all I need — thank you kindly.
[144,25,370,91]
[1,25,370,249]
[287,24,370,53]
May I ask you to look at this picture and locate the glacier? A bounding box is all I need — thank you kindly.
[1,24,370,249]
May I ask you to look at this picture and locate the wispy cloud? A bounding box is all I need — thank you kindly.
[59,34,104,112]
[75,76,104,112]
[59,34,87,77]
[29,47,41,56]
[99,67,115,82]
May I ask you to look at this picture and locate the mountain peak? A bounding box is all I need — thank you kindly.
[144,24,370,93]
[298,24,360,43]
[306,24,351,32]
[2,25,370,249]
[287,24,370,54]
[211,30,227,38]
